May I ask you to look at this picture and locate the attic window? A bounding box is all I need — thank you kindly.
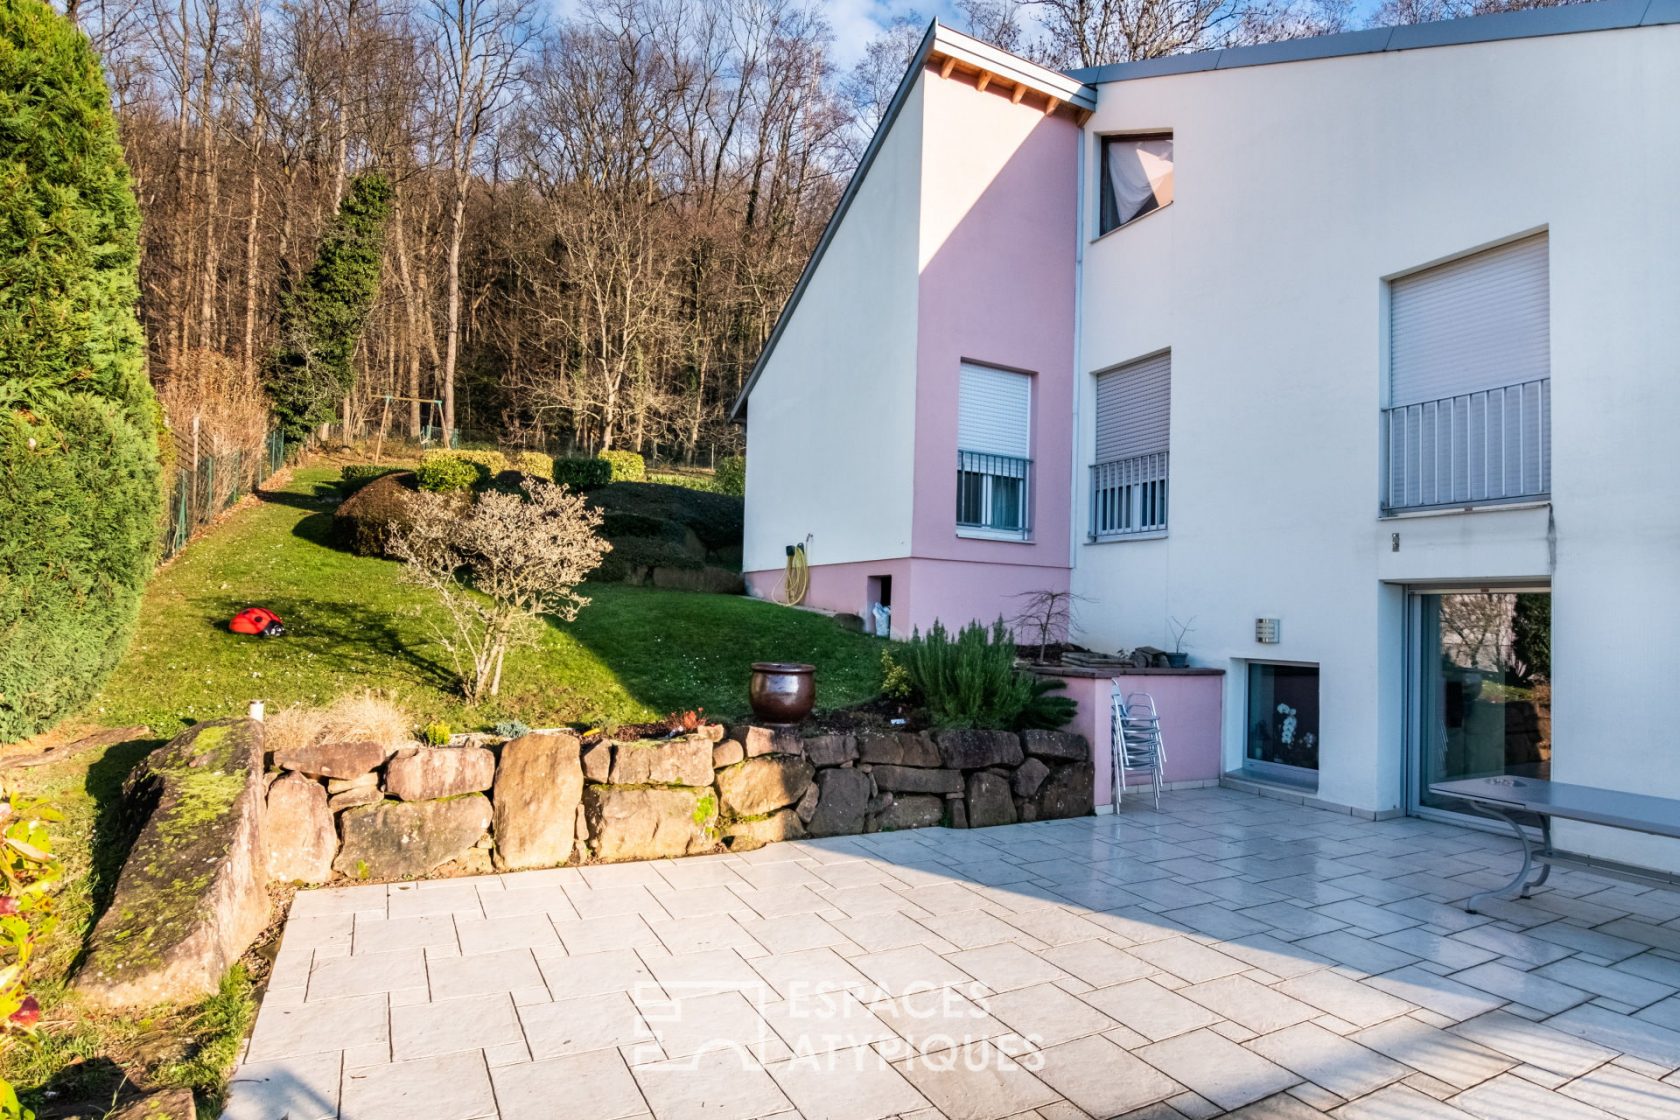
[1100,134,1174,234]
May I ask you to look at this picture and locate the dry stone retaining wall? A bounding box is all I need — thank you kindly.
[260,724,1095,882]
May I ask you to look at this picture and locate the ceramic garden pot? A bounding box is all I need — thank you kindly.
[749,662,816,724]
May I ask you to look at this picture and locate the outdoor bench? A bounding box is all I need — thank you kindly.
[1429,775,1680,914]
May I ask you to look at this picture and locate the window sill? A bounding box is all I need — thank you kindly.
[1088,530,1168,544]
[1379,499,1550,521]
[1090,201,1172,245]
[956,528,1032,544]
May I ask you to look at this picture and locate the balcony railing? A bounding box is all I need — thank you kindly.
[1382,377,1549,512]
[957,450,1031,537]
[1091,451,1168,538]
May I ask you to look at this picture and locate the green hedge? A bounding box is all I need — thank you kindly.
[511,450,553,481]
[0,395,160,740]
[552,457,612,490]
[597,449,645,482]
[0,0,161,740]
[415,456,479,492]
[714,455,745,497]
[339,463,406,494]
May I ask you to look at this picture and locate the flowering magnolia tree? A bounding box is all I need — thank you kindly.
[389,479,611,702]
[0,783,60,1120]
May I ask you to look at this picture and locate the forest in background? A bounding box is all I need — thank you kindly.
[65,0,1578,467]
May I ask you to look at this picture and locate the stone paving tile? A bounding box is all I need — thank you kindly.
[632,1048,794,1120]
[308,949,427,1002]
[891,1037,1060,1120]
[391,992,522,1060]
[1351,1015,1514,1090]
[1032,1034,1182,1117]
[1135,1028,1300,1111]
[491,1050,651,1120]
[339,1050,496,1119]
[982,982,1118,1047]
[1449,961,1591,1015]
[1082,978,1221,1041]
[519,991,655,1060]
[765,1045,931,1120]
[1558,1059,1680,1119]
[1246,1022,1408,1100]
[1448,1071,1618,1120]
[222,1050,342,1120]
[1179,975,1319,1033]
[227,789,1680,1119]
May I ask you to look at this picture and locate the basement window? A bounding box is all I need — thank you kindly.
[1100,134,1174,234]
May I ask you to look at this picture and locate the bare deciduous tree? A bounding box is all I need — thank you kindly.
[389,479,612,702]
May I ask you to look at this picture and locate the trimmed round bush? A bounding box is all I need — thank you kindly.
[552,456,611,490]
[415,455,480,492]
[339,463,405,494]
[511,450,553,481]
[332,471,420,557]
[0,395,160,739]
[0,0,162,740]
[596,449,645,482]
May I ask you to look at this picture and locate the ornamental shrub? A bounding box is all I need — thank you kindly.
[415,455,479,493]
[714,454,745,497]
[511,450,553,481]
[339,463,405,494]
[899,618,1077,731]
[331,472,420,557]
[0,0,162,741]
[552,457,611,489]
[596,449,645,482]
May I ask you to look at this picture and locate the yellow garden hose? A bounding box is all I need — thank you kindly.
[782,542,810,606]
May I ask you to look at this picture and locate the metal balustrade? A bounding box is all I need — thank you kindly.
[956,450,1031,536]
[1091,451,1169,539]
[1382,377,1549,512]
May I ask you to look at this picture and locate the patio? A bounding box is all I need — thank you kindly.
[222,787,1680,1120]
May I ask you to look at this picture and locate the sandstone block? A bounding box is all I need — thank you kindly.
[870,765,962,796]
[935,730,1023,770]
[334,795,492,879]
[384,745,495,801]
[802,734,857,768]
[1012,757,1051,799]
[274,739,390,780]
[722,809,807,852]
[716,756,814,818]
[712,740,745,769]
[873,795,944,832]
[608,737,713,787]
[493,732,584,871]
[1022,730,1089,763]
[266,772,336,883]
[805,769,871,837]
[584,786,716,861]
[966,771,1018,829]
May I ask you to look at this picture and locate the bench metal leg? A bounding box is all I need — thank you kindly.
[1465,805,1552,914]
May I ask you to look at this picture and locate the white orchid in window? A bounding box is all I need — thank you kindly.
[1276,702,1298,745]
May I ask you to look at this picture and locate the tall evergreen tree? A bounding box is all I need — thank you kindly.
[268,172,395,441]
[0,0,162,741]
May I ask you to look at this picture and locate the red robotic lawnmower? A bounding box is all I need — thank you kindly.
[229,607,285,638]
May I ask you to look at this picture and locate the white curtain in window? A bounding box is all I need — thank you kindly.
[1106,137,1174,227]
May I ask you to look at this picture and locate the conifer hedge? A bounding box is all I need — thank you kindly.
[0,0,162,741]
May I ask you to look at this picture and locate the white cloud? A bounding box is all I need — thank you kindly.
[823,0,963,70]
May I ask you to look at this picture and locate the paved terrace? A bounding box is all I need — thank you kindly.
[223,788,1680,1120]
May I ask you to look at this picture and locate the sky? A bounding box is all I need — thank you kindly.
[823,0,964,69]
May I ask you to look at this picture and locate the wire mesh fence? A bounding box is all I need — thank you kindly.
[162,430,287,560]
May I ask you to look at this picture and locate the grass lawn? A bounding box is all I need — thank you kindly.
[1,458,886,1112]
[89,463,887,738]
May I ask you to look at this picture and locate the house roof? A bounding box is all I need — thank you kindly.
[731,0,1678,422]
[728,22,1095,422]
[1069,0,1679,85]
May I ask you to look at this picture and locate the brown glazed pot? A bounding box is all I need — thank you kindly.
[749,662,816,725]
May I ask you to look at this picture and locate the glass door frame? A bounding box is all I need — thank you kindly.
[1403,580,1551,827]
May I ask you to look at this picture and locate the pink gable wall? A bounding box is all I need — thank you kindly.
[911,68,1079,601]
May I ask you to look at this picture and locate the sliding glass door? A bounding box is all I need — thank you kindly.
[1408,588,1551,816]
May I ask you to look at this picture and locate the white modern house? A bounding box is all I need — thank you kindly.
[733,2,1680,872]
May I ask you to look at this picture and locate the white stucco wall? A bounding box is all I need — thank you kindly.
[1071,26,1680,864]
[741,78,925,576]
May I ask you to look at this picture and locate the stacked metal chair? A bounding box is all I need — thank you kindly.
[1111,689,1167,810]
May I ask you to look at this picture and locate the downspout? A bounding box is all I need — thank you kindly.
[1068,111,1089,595]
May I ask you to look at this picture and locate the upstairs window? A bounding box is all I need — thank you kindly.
[1383,233,1550,510]
[1091,351,1171,538]
[957,363,1032,538]
[1100,134,1174,234]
